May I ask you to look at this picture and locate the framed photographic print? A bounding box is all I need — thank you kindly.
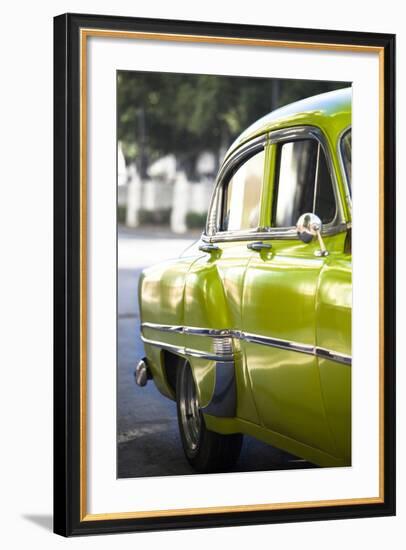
[53,12,396,536]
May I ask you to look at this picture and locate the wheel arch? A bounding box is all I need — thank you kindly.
[161,350,184,398]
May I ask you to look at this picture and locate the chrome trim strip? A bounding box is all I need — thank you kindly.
[201,224,347,243]
[142,323,231,338]
[140,335,234,362]
[241,331,315,356]
[184,327,231,337]
[142,322,184,334]
[141,323,351,366]
[201,222,347,243]
[315,346,352,366]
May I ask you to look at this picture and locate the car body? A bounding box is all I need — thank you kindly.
[137,87,352,471]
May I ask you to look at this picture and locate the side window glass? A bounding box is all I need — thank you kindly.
[272,139,336,228]
[314,146,336,223]
[221,149,265,232]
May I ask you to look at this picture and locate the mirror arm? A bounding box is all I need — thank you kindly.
[296,213,329,257]
[315,230,328,257]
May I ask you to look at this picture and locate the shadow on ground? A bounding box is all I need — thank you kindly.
[22,515,53,532]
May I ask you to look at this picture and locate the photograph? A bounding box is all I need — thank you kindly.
[53,13,395,535]
[2,0,401,546]
[116,71,352,478]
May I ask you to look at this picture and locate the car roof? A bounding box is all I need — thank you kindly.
[225,87,352,160]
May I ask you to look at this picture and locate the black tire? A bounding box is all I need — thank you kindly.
[176,360,243,473]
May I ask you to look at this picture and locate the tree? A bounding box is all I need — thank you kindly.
[117,71,348,178]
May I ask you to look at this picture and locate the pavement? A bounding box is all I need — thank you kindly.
[117,226,313,478]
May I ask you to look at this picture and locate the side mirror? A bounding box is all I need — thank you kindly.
[296,213,328,256]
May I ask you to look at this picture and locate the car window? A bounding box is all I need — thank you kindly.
[272,139,336,228]
[340,129,351,193]
[221,149,265,232]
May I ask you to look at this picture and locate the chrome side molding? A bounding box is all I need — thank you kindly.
[141,322,351,366]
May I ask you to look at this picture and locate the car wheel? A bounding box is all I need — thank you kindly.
[176,360,243,473]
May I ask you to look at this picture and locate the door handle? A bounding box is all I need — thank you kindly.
[247,241,272,251]
[199,243,220,253]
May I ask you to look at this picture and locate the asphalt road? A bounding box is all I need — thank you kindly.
[117,227,314,478]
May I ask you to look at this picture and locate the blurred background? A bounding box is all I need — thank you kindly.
[117,72,349,478]
[117,72,348,234]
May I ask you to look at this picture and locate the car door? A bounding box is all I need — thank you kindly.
[184,137,268,424]
[241,128,345,458]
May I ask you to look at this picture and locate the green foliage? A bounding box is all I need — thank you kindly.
[117,71,349,177]
[138,209,172,225]
[117,205,126,224]
[186,211,207,230]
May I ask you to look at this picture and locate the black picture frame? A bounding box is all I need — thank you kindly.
[54,12,396,536]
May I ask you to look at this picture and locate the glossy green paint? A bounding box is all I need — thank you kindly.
[242,240,338,457]
[316,256,352,460]
[138,88,352,467]
[184,240,261,423]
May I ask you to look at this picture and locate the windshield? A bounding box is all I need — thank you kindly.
[340,129,351,194]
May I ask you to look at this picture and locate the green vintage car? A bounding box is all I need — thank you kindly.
[136,87,352,473]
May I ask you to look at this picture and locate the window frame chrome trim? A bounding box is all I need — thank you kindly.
[203,125,347,243]
[337,125,352,215]
[205,135,267,237]
[201,222,347,243]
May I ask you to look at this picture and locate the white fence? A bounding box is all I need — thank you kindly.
[121,164,214,233]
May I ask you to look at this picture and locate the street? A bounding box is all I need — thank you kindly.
[117,227,313,478]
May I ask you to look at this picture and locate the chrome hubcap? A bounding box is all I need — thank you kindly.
[179,364,201,452]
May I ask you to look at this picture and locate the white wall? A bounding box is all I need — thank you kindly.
[0,1,403,548]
